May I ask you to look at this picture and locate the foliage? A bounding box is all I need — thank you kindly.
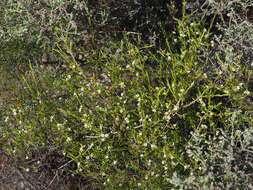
[0,1,252,189]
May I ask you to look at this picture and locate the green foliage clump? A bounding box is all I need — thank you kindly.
[0,1,252,189]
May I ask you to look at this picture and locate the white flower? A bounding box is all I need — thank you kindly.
[244,90,250,95]
[79,106,82,112]
[4,116,9,122]
[66,137,71,142]
[120,82,125,88]
[173,105,179,111]
[13,109,17,116]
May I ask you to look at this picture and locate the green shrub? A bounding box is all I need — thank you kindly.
[1,1,252,189]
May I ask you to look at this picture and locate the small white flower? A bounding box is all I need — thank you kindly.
[4,116,9,122]
[244,90,250,95]
[13,109,17,116]
[173,105,179,111]
[113,160,117,165]
[79,106,83,112]
[66,137,71,142]
[138,183,141,186]
[120,82,125,88]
